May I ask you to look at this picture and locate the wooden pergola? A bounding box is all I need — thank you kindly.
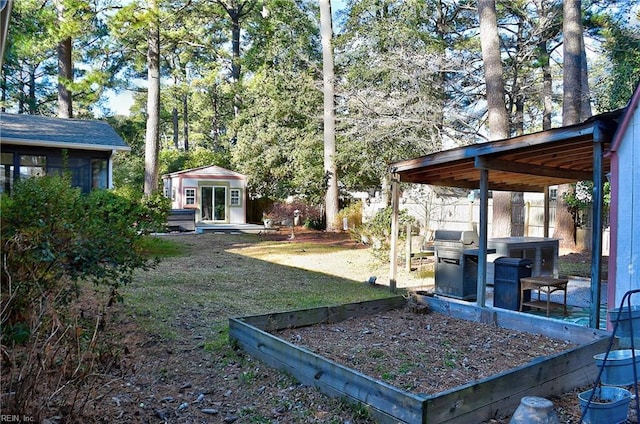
[388,110,624,328]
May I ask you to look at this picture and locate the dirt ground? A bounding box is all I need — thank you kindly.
[6,228,631,423]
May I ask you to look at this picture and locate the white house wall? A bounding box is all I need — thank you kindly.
[615,108,640,304]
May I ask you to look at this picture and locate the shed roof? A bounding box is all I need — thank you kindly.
[0,113,130,151]
[162,165,246,180]
[390,110,624,191]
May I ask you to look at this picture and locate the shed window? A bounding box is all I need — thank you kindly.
[184,188,196,205]
[230,189,241,206]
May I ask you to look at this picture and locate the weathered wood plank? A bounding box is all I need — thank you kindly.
[230,316,426,423]
[422,338,609,423]
[230,297,613,424]
[417,294,609,344]
[239,296,406,332]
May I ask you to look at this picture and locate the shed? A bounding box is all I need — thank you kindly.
[162,165,247,226]
[388,84,640,329]
[0,112,130,194]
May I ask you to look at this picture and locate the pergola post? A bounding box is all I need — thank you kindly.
[476,168,490,307]
[543,185,550,238]
[389,174,399,293]
[590,123,605,328]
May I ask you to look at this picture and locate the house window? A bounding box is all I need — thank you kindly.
[91,159,108,189]
[1,152,14,194]
[230,189,241,206]
[184,188,196,205]
[19,155,46,179]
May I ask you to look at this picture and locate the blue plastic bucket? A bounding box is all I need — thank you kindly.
[594,349,640,386]
[609,306,640,339]
[578,386,631,424]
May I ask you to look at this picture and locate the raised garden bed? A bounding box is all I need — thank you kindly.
[229,295,612,423]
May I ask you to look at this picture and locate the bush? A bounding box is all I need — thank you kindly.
[351,207,415,256]
[335,201,363,231]
[265,200,324,230]
[0,175,165,419]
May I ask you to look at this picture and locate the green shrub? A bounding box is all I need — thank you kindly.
[335,201,363,231]
[351,207,415,256]
[0,175,167,419]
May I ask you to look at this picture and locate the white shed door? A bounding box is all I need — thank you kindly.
[201,186,227,222]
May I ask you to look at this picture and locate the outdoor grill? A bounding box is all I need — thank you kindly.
[434,229,480,300]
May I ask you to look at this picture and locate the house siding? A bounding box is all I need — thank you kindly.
[1,144,113,193]
[614,107,640,305]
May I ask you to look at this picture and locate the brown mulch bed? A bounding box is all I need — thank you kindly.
[275,306,576,396]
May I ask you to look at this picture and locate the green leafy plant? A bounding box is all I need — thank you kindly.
[335,200,363,231]
[350,207,415,259]
[0,175,167,419]
[562,181,611,228]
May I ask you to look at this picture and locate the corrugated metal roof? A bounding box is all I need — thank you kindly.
[0,112,130,151]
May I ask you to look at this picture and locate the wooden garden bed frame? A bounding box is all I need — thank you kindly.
[229,295,612,423]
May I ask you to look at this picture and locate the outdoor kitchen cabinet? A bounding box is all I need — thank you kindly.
[486,237,560,284]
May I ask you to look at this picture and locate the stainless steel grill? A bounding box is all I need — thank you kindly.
[434,230,479,300]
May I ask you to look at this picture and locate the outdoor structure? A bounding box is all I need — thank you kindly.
[162,165,248,226]
[0,112,130,194]
[607,84,640,311]
[389,83,640,329]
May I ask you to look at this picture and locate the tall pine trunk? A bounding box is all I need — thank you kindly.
[55,0,72,118]
[320,0,338,231]
[144,0,161,196]
[555,0,589,250]
[478,0,521,237]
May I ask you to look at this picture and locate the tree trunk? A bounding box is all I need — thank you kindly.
[580,45,592,119]
[55,0,72,118]
[144,0,161,196]
[478,0,509,140]
[183,93,189,151]
[172,107,180,149]
[539,40,552,131]
[478,0,519,237]
[561,0,582,126]
[28,67,36,114]
[320,0,338,231]
[555,0,587,250]
[57,38,72,118]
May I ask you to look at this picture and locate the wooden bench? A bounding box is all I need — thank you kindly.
[519,276,569,317]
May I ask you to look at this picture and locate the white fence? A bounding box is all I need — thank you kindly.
[363,191,609,254]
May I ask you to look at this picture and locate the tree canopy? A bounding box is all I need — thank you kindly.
[2,0,639,203]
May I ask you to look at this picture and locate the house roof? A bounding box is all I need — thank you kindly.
[0,113,130,152]
[390,109,625,192]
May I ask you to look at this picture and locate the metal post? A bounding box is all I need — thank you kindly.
[477,169,489,307]
[406,223,412,273]
[590,124,604,329]
[543,185,550,238]
[389,174,399,293]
